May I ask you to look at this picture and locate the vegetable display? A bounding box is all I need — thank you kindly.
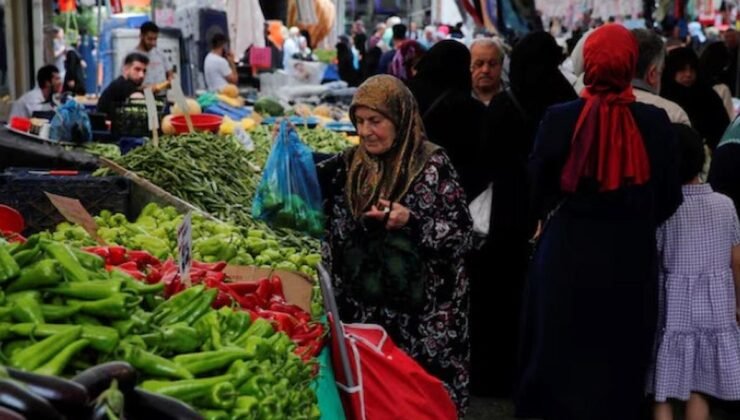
[0,239,321,419]
[93,133,260,229]
[50,203,320,276]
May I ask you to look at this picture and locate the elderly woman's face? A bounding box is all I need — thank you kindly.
[675,65,697,87]
[354,106,396,155]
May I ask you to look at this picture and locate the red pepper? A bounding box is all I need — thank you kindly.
[292,323,325,344]
[115,267,145,280]
[85,246,110,259]
[192,261,227,271]
[128,250,160,268]
[212,290,233,309]
[145,267,162,284]
[256,309,298,336]
[204,271,226,284]
[270,276,285,301]
[107,246,128,265]
[255,278,272,303]
[224,281,258,295]
[236,294,266,310]
[268,301,306,317]
[164,278,185,297]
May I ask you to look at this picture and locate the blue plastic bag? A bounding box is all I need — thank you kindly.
[252,120,324,237]
[49,98,92,143]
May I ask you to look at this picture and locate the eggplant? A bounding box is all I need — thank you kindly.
[0,406,25,420]
[71,362,137,400]
[4,367,89,417]
[0,379,62,420]
[124,389,204,420]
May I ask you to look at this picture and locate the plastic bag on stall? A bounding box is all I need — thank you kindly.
[49,98,92,143]
[252,120,324,237]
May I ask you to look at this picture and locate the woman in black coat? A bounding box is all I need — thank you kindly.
[516,25,683,420]
[472,31,577,397]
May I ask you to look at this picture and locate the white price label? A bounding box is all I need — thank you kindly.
[177,212,193,286]
[143,87,159,131]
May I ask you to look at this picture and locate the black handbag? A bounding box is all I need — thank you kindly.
[339,220,426,312]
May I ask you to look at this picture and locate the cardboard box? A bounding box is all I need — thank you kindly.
[224,265,315,313]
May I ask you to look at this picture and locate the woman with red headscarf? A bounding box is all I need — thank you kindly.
[516,24,683,420]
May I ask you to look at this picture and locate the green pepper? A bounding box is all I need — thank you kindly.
[3,340,32,359]
[158,287,217,326]
[218,308,250,342]
[201,410,229,420]
[73,313,103,326]
[46,279,123,300]
[244,335,270,360]
[121,276,165,295]
[6,259,62,292]
[193,382,236,410]
[173,348,250,376]
[68,293,141,319]
[0,306,13,320]
[0,246,20,283]
[0,323,11,340]
[239,375,268,398]
[235,395,258,412]
[7,291,44,323]
[234,318,274,346]
[10,235,39,255]
[70,248,105,271]
[12,244,41,268]
[195,312,223,350]
[33,338,89,376]
[40,303,81,321]
[140,374,232,400]
[10,323,119,353]
[10,326,82,370]
[119,344,193,380]
[227,359,258,387]
[40,240,88,282]
[152,286,205,325]
[140,323,202,354]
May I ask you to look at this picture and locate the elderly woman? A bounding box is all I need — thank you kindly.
[516,25,683,420]
[317,75,474,414]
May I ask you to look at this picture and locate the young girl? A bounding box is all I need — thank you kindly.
[648,124,740,420]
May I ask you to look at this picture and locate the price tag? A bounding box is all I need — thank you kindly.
[177,211,193,286]
[45,192,105,244]
[170,73,193,133]
[143,87,159,147]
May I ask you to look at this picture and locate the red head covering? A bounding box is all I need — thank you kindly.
[560,24,651,193]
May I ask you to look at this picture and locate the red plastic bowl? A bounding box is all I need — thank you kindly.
[0,205,25,233]
[170,114,223,134]
[10,117,32,132]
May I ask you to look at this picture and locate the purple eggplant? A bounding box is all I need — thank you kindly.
[0,406,25,420]
[124,389,204,420]
[4,367,89,417]
[71,362,136,400]
[0,379,62,420]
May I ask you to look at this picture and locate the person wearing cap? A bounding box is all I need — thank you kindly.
[378,24,407,75]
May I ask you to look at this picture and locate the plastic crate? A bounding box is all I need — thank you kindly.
[0,169,130,234]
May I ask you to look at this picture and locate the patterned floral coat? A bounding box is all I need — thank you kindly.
[317,149,474,415]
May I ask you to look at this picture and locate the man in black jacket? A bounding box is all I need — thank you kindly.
[96,52,149,119]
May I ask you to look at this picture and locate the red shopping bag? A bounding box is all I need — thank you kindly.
[249,47,272,70]
[330,321,458,420]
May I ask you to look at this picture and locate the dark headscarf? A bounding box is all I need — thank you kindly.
[508,31,577,122]
[64,48,86,95]
[699,41,730,86]
[408,40,472,113]
[336,42,360,87]
[662,47,731,149]
[346,75,440,217]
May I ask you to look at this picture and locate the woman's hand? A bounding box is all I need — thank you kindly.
[364,199,410,230]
